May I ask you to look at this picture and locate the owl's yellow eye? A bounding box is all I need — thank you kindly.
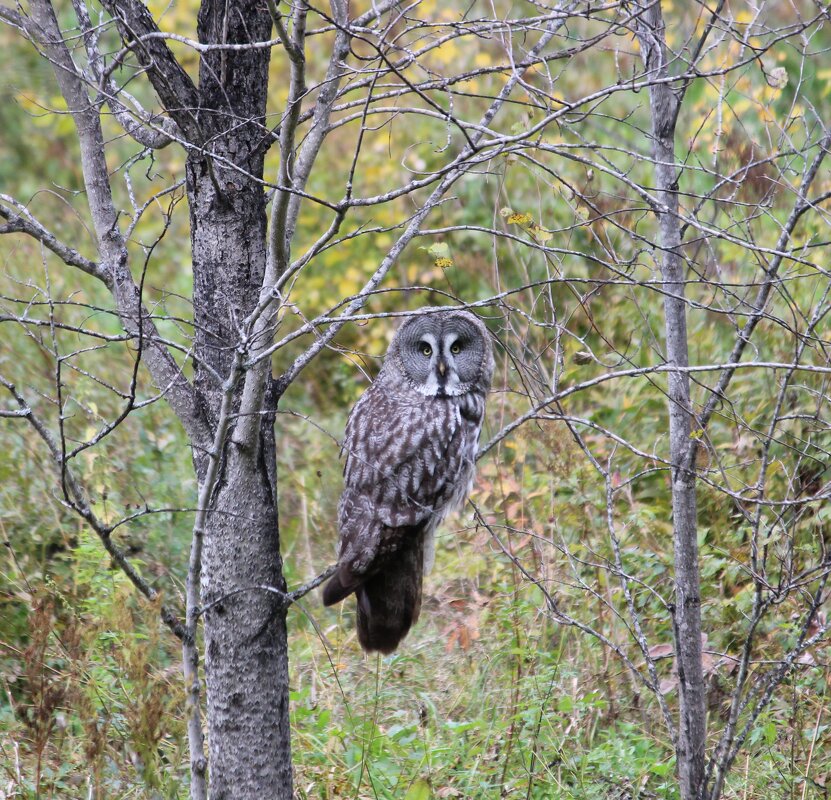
[420,343,432,357]
[450,342,461,355]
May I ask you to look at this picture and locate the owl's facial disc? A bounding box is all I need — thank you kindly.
[395,311,489,398]
[411,331,465,397]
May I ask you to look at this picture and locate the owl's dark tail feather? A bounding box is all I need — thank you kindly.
[321,568,357,607]
[355,535,424,654]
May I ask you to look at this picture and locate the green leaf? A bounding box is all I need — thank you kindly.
[404,778,432,800]
[426,242,450,259]
[650,761,673,776]
[763,721,777,746]
[422,241,453,267]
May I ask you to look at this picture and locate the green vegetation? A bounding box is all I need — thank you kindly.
[2,1,831,797]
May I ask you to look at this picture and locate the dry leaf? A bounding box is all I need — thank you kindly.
[648,643,674,659]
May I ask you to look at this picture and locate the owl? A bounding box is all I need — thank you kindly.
[322,309,494,653]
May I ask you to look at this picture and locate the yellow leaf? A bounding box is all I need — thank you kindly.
[530,225,552,243]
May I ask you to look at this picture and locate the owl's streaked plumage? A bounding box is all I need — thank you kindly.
[322,309,494,653]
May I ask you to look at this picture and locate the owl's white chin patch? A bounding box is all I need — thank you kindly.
[415,373,463,397]
[443,372,462,395]
[414,377,439,397]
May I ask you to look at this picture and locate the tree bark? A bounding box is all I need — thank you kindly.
[635,2,707,798]
[184,0,292,795]
[200,447,290,798]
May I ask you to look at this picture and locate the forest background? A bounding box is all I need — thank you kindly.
[2,0,831,798]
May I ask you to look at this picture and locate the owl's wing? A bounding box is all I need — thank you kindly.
[341,382,462,527]
[322,383,463,607]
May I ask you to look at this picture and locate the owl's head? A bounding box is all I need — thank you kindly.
[387,309,494,397]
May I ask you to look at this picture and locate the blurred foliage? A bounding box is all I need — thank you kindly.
[3,0,831,797]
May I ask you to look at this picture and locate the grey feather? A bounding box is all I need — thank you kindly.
[322,309,493,653]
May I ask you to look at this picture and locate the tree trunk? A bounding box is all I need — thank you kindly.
[635,2,707,798]
[184,0,292,795]
[200,448,290,798]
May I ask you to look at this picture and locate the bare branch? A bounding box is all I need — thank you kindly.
[22,0,209,448]
[98,0,202,141]
[0,196,105,281]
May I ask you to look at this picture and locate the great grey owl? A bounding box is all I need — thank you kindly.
[322,309,494,653]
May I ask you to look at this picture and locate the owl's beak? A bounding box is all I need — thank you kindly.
[437,359,447,377]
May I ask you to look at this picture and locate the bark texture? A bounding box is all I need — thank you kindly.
[185,0,291,795]
[201,451,289,798]
[635,2,706,798]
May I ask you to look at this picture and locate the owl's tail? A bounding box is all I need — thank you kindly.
[321,568,357,607]
[354,534,424,654]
